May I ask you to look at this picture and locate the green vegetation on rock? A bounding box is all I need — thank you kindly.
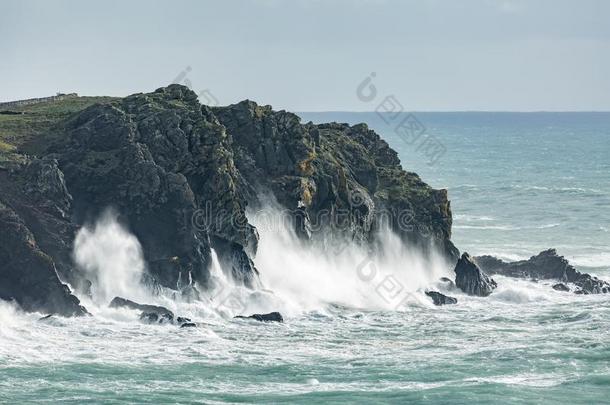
[0,96,117,156]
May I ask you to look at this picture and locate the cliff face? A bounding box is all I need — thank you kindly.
[0,158,87,316]
[213,100,457,257]
[0,85,457,315]
[53,85,258,291]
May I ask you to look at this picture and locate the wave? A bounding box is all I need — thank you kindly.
[508,184,605,195]
[454,214,495,222]
[250,206,451,314]
[567,252,610,269]
[454,223,559,231]
[454,224,519,230]
[62,205,457,323]
[451,184,480,191]
[73,209,149,305]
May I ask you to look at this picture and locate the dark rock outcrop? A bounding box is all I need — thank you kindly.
[53,86,257,290]
[454,253,497,297]
[213,101,458,261]
[0,159,87,316]
[0,84,459,315]
[475,249,610,294]
[109,296,173,316]
[109,297,195,325]
[425,291,457,305]
[235,311,284,322]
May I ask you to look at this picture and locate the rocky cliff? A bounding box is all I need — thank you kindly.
[0,85,457,315]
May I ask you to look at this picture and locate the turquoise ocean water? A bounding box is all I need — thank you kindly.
[1,112,609,404]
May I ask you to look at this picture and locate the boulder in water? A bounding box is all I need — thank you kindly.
[552,283,570,292]
[425,291,457,305]
[109,297,173,317]
[180,322,197,328]
[235,312,284,323]
[454,253,497,297]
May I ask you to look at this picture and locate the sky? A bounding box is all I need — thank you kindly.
[1,0,609,111]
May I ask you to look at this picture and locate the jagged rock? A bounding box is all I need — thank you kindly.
[109,297,173,317]
[0,156,89,294]
[180,322,197,328]
[454,253,497,297]
[475,249,610,295]
[425,291,457,305]
[0,85,462,315]
[108,297,201,326]
[0,201,87,316]
[213,100,458,262]
[235,311,284,322]
[552,283,570,292]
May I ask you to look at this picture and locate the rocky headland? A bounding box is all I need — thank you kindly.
[0,85,607,317]
[0,85,458,316]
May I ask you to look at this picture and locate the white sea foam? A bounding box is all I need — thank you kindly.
[249,207,451,314]
[454,214,495,222]
[454,223,559,231]
[73,209,148,305]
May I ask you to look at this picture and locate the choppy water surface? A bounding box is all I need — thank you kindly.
[1,112,609,403]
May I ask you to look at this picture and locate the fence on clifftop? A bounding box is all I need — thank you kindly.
[0,93,78,109]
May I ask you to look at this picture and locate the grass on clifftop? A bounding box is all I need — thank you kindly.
[0,96,117,159]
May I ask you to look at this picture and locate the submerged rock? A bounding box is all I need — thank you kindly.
[439,277,456,289]
[425,291,457,305]
[574,289,589,295]
[235,312,284,323]
[140,311,174,324]
[552,283,570,292]
[475,249,610,295]
[454,253,497,297]
[107,297,201,326]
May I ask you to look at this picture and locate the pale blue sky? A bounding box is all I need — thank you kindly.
[1,0,609,111]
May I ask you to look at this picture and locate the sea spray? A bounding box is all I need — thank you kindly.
[204,247,285,318]
[249,207,452,313]
[69,203,454,319]
[73,209,148,305]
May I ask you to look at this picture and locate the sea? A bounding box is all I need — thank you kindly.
[1,112,609,404]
